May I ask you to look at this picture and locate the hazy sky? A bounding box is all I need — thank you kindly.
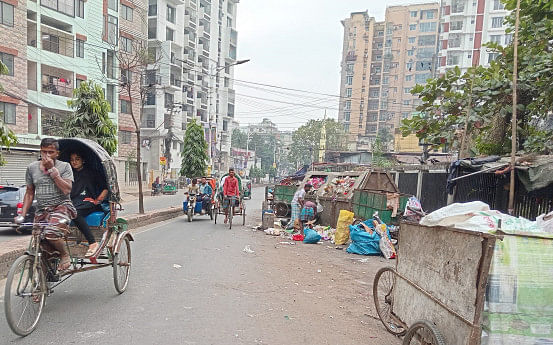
[233,0,429,131]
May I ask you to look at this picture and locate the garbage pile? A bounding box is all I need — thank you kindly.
[306,176,326,190]
[323,176,357,197]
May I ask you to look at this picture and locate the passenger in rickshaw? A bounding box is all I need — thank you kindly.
[69,152,108,257]
[223,168,240,223]
[18,138,76,271]
[187,178,199,195]
[199,177,213,212]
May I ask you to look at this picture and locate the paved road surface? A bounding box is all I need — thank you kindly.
[0,187,400,344]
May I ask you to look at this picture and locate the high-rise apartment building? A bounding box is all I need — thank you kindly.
[143,0,240,177]
[438,0,511,74]
[338,3,440,151]
[0,0,148,185]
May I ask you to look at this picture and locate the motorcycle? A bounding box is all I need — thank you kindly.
[151,184,162,196]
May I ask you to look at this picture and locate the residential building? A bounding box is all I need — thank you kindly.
[0,0,131,185]
[338,3,440,152]
[438,0,511,74]
[142,0,240,178]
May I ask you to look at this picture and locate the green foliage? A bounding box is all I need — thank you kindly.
[231,128,247,149]
[249,167,264,179]
[288,118,345,166]
[65,81,117,155]
[401,0,553,156]
[180,119,208,178]
[372,129,394,168]
[0,61,19,165]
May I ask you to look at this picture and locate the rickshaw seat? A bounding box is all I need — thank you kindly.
[85,212,107,227]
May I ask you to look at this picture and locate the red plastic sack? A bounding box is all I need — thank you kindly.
[292,234,305,241]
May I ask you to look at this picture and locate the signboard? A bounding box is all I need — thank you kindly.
[160,157,167,166]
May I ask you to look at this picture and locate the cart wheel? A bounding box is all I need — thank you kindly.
[402,320,446,345]
[274,202,289,218]
[242,205,246,226]
[4,255,46,336]
[187,208,192,222]
[373,267,407,336]
[113,236,132,294]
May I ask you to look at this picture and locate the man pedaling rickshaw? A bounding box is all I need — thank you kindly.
[17,138,76,272]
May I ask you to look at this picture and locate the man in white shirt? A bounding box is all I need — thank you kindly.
[287,183,312,229]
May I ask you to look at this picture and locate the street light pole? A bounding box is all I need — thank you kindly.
[508,0,521,215]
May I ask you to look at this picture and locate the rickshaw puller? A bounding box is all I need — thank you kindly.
[18,138,76,271]
[223,168,240,223]
[199,177,213,212]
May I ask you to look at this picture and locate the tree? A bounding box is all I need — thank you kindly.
[231,128,247,149]
[288,118,346,167]
[401,0,553,156]
[113,30,160,213]
[179,119,208,178]
[64,81,118,155]
[372,129,394,168]
[0,61,17,165]
[249,167,264,183]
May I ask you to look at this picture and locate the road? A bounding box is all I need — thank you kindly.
[0,187,400,344]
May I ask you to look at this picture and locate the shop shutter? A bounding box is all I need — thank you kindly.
[0,151,39,186]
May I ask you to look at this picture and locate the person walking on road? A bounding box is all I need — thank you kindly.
[223,168,240,224]
[287,183,312,230]
[17,138,77,271]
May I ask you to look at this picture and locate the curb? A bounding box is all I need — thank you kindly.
[0,206,183,280]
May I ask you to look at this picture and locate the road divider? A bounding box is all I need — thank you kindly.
[0,207,183,280]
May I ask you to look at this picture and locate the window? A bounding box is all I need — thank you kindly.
[145,91,155,105]
[417,47,435,59]
[148,2,157,16]
[166,5,175,23]
[106,50,115,79]
[419,22,436,33]
[450,21,463,31]
[405,75,412,81]
[402,112,410,119]
[76,78,84,88]
[345,100,351,110]
[344,112,350,121]
[121,36,132,52]
[143,112,155,127]
[408,37,415,44]
[406,62,413,71]
[164,93,173,108]
[403,100,410,105]
[76,0,84,18]
[416,61,433,71]
[369,89,379,98]
[504,34,513,45]
[410,11,417,18]
[409,24,416,31]
[166,27,174,41]
[120,99,130,113]
[119,130,131,144]
[121,68,132,84]
[382,76,389,85]
[415,73,432,83]
[346,88,352,97]
[488,53,500,63]
[76,39,84,58]
[121,4,133,21]
[0,1,13,26]
[148,18,156,39]
[106,84,115,111]
[227,17,232,27]
[423,10,435,19]
[404,87,412,94]
[107,15,118,44]
[493,0,504,10]
[489,35,502,44]
[346,76,353,85]
[368,113,377,122]
[108,0,118,11]
[41,0,74,16]
[368,100,379,110]
[0,102,15,124]
[408,49,414,56]
[0,52,14,76]
[491,17,504,28]
[418,35,436,46]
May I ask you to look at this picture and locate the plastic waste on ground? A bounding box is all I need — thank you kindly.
[346,219,394,256]
[335,210,354,245]
[303,228,322,244]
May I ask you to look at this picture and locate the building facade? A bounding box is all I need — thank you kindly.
[338,4,440,152]
[143,0,240,178]
[438,0,511,74]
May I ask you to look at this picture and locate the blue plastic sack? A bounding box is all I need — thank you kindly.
[346,221,382,255]
[303,228,322,244]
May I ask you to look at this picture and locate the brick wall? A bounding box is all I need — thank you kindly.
[0,0,27,135]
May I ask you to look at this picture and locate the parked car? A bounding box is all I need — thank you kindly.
[0,185,36,232]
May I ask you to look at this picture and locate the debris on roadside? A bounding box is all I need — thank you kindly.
[243,245,255,254]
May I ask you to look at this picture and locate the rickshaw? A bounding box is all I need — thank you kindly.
[162,178,178,195]
[213,173,246,229]
[4,138,133,337]
[242,178,252,199]
[183,177,216,222]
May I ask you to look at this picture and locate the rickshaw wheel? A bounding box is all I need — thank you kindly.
[242,205,246,226]
[187,208,193,222]
[373,267,407,336]
[113,236,132,294]
[402,320,446,345]
[209,205,214,220]
[4,255,46,336]
[214,207,218,224]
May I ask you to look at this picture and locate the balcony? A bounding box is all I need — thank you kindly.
[41,26,74,58]
[27,21,37,47]
[41,109,71,136]
[41,65,74,98]
[170,74,181,88]
[345,51,357,62]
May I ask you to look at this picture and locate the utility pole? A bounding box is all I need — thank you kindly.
[508,0,522,215]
